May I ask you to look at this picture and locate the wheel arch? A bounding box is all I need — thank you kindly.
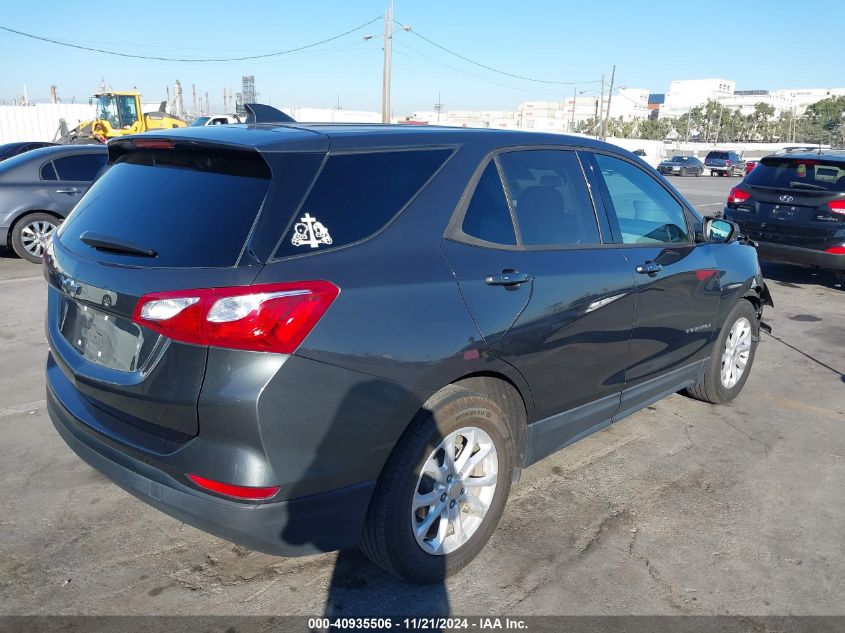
[7,209,64,247]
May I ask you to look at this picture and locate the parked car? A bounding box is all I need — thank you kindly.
[45,125,771,583]
[745,159,759,175]
[723,150,845,275]
[189,114,242,126]
[657,155,704,177]
[705,150,745,177]
[0,141,57,162]
[1,144,108,262]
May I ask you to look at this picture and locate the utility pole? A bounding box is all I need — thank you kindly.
[381,1,394,124]
[571,86,576,132]
[603,65,615,140]
[434,91,443,123]
[192,84,197,117]
[685,109,691,143]
[597,74,605,139]
[714,103,723,145]
[593,98,599,138]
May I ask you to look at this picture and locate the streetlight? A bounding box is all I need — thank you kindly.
[364,2,412,124]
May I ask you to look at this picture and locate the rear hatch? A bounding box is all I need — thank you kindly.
[727,155,845,246]
[45,135,322,443]
[705,151,729,168]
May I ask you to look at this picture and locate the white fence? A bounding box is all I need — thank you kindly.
[0,104,94,143]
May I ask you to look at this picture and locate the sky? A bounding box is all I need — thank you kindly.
[0,0,842,114]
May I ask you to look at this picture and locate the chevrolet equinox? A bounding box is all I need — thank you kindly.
[45,124,772,583]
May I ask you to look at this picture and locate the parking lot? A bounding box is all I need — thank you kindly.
[1,174,843,617]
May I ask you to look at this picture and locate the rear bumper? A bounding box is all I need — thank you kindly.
[47,381,376,556]
[754,241,845,271]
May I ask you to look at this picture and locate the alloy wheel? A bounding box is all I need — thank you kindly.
[721,317,752,389]
[19,220,56,258]
[411,426,498,555]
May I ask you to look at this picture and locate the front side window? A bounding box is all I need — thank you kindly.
[96,95,120,128]
[498,150,600,246]
[53,154,108,181]
[275,149,452,258]
[594,153,690,244]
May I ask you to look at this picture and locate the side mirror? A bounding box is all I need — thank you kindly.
[700,218,737,243]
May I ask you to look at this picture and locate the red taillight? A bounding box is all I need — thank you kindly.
[187,474,280,500]
[828,200,845,216]
[728,186,751,204]
[133,281,339,353]
[726,160,732,166]
[826,246,845,255]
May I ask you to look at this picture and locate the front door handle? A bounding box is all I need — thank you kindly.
[635,260,663,275]
[55,187,80,194]
[485,270,532,287]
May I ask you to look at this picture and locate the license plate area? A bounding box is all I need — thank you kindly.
[60,298,147,372]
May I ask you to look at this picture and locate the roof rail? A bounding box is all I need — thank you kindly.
[244,103,296,124]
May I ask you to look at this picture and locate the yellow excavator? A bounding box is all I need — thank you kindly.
[57,91,187,144]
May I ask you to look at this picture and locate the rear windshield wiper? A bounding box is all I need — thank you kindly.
[787,182,828,191]
[79,231,158,257]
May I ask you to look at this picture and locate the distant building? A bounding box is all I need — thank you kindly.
[662,79,735,117]
[660,79,845,118]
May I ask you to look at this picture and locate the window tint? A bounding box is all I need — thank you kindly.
[594,154,690,244]
[53,153,107,181]
[746,157,845,192]
[275,149,451,258]
[58,149,271,268]
[498,150,600,246]
[40,161,58,181]
[461,161,516,245]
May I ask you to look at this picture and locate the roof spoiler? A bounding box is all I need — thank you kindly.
[244,103,296,124]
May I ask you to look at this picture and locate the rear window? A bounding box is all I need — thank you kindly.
[58,148,271,267]
[707,152,728,160]
[745,157,845,193]
[274,149,452,258]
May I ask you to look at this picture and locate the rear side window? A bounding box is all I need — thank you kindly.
[498,150,600,246]
[40,162,58,181]
[461,161,517,245]
[594,153,690,245]
[58,148,271,268]
[53,154,107,181]
[275,149,451,258]
[746,157,845,192]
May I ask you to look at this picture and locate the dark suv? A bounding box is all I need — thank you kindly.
[723,151,845,274]
[45,125,771,583]
[705,150,745,177]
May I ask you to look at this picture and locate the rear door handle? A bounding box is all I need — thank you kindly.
[635,260,663,275]
[56,187,80,194]
[485,271,532,286]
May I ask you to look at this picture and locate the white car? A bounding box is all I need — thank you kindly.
[189,114,242,127]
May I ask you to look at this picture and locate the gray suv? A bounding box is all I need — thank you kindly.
[46,124,771,583]
[705,150,745,177]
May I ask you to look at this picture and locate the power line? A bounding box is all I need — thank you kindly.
[400,22,601,86]
[393,40,566,97]
[0,17,383,62]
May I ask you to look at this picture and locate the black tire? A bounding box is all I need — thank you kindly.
[685,299,759,405]
[360,385,519,583]
[10,212,59,263]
